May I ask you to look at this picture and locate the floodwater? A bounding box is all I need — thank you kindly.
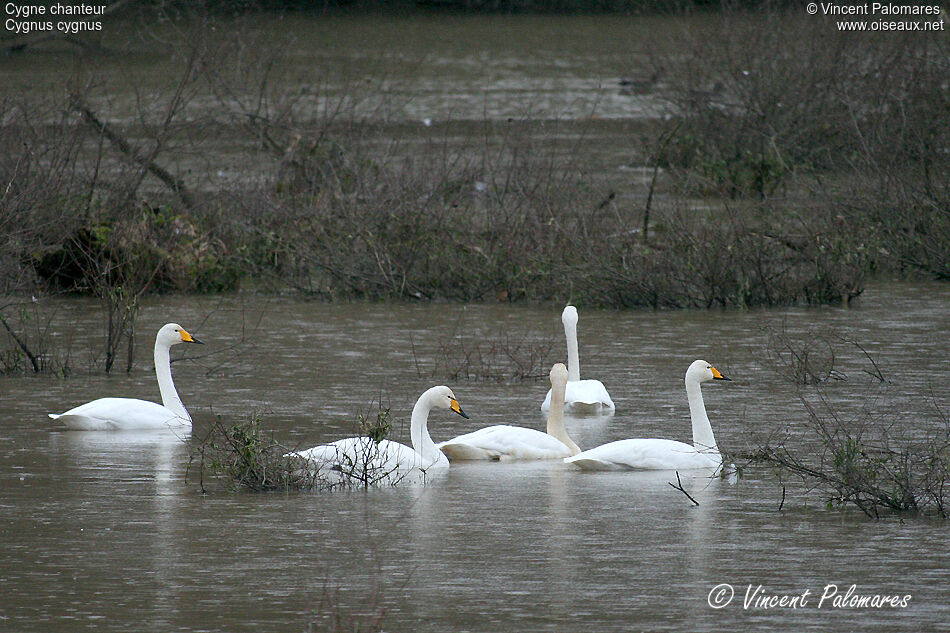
[2,9,949,632]
[1,281,949,632]
[0,12,691,194]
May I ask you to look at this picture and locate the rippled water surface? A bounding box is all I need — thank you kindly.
[2,281,949,632]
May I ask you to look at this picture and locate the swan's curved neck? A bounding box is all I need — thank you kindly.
[409,395,442,464]
[546,383,580,455]
[686,380,718,454]
[564,319,581,382]
[154,340,190,421]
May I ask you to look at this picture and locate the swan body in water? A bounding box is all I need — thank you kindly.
[564,360,730,471]
[288,386,468,485]
[438,363,580,461]
[541,305,614,414]
[48,323,203,431]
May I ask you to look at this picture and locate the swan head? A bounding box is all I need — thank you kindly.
[561,305,578,326]
[426,385,469,419]
[157,323,204,347]
[550,362,569,389]
[686,359,730,385]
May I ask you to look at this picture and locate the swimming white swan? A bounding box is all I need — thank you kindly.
[564,360,730,471]
[48,323,203,431]
[438,363,581,461]
[288,386,468,485]
[541,305,614,414]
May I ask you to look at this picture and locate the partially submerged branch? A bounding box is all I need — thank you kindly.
[0,310,40,373]
[68,94,196,210]
[189,405,410,493]
[668,471,700,506]
[189,413,332,493]
[731,327,950,518]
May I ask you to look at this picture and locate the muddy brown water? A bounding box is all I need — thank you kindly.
[1,280,949,632]
[2,11,949,633]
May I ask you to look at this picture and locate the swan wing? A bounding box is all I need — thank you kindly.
[565,438,719,471]
[289,437,446,485]
[438,425,573,461]
[48,398,189,431]
[541,380,614,413]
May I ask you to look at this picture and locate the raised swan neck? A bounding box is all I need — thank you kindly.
[563,308,581,382]
[409,391,442,465]
[547,378,580,455]
[154,338,190,421]
[686,379,718,455]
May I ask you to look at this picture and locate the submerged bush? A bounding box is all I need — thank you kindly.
[6,5,945,310]
[0,301,71,375]
[190,406,411,492]
[733,327,950,518]
[31,207,240,294]
[571,204,868,309]
[190,414,332,493]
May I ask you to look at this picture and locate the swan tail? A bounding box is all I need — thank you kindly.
[51,414,111,430]
[565,400,614,414]
[438,443,498,461]
[564,456,621,471]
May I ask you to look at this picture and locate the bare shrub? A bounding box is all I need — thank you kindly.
[190,405,411,492]
[0,299,71,375]
[572,203,866,308]
[734,327,950,518]
[306,577,387,633]
[765,323,845,386]
[658,4,949,283]
[746,390,950,519]
[0,96,89,294]
[659,7,927,198]
[3,5,935,312]
[272,117,603,302]
[189,413,333,493]
[834,42,950,280]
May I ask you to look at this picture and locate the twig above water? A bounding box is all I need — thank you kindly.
[668,471,700,506]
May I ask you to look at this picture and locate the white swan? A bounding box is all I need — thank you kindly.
[564,360,730,471]
[541,305,614,414]
[48,323,203,431]
[438,363,581,461]
[288,386,468,485]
